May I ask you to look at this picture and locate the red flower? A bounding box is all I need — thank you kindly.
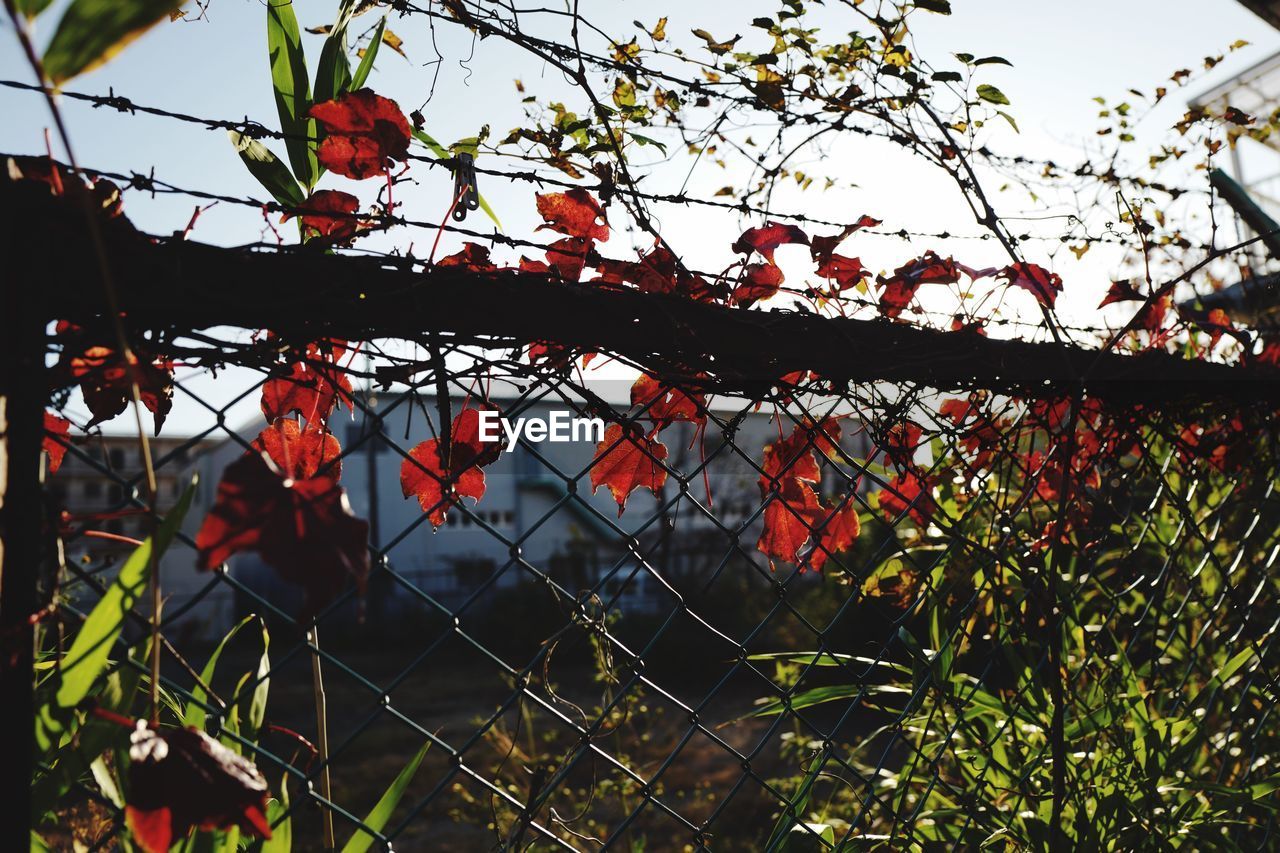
[309,89,411,180]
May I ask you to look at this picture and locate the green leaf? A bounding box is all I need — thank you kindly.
[747,651,911,674]
[54,479,196,712]
[41,0,184,85]
[997,110,1020,133]
[261,780,292,853]
[976,84,1010,106]
[31,831,53,852]
[766,751,824,850]
[247,618,271,739]
[184,614,254,730]
[913,0,952,13]
[931,71,963,83]
[341,742,430,853]
[314,30,352,106]
[229,131,305,208]
[267,0,317,189]
[974,55,1012,67]
[349,15,387,91]
[627,133,668,155]
[15,0,55,19]
[748,684,911,718]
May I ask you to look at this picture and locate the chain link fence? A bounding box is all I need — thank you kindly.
[28,273,1280,851]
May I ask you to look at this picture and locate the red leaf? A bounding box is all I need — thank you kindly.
[195,453,370,619]
[438,242,497,271]
[878,471,936,526]
[757,479,822,564]
[630,373,706,427]
[126,723,272,853]
[43,411,71,475]
[400,407,502,527]
[809,215,880,265]
[732,262,785,306]
[545,236,591,282]
[1099,279,1144,308]
[64,344,174,433]
[535,189,610,243]
[761,427,821,484]
[877,252,960,319]
[251,419,342,482]
[732,221,809,262]
[309,89,411,180]
[999,263,1063,308]
[260,361,354,426]
[809,502,861,572]
[882,421,924,465]
[282,190,362,242]
[401,438,486,527]
[815,254,868,290]
[590,423,668,514]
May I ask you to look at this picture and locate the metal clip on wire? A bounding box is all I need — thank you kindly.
[452,153,480,222]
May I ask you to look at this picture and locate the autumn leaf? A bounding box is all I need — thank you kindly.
[251,418,342,482]
[1098,279,1144,308]
[630,373,706,427]
[281,189,363,242]
[260,360,354,426]
[438,241,498,271]
[535,188,610,243]
[195,452,370,619]
[809,215,881,266]
[401,407,503,527]
[125,722,272,853]
[308,88,412,180]
[732,221,810,262]
[42,411,72,475]
[732,262,785,306]
[878,470,937,526]
[757,479,821,564]
[999,262,1063,308]
[762,427,822,485]
[62,342,174,434]
[590,422,669,514]
[814,254,868,290]
[545,236,591,282]
[877,252,961,319]
[808,502,861,572]
[691,28,740,55]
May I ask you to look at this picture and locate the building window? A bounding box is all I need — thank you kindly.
[84,481,102,499]
[109,448,126,469]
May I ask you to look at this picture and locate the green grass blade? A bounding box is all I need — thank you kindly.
[229,131,305,208]
[266,0,317,188]
[340,742,430,853]
[349,15,386,91]
[54,478,196,711]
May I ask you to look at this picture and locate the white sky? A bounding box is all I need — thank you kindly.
[5,0,1279,435]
